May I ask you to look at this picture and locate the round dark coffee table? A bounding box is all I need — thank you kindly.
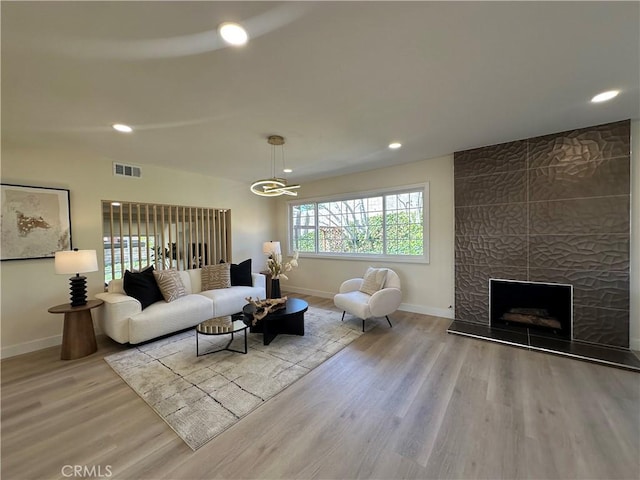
[243,298,308,346]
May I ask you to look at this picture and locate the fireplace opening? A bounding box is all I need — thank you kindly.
[489,279,573,339]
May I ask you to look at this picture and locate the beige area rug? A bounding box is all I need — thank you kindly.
[105,306,362,450]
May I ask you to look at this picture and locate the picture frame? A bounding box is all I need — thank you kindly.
[1,184,72,261]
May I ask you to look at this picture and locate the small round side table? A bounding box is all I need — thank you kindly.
[48,299,103,360]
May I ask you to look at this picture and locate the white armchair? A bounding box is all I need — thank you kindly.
[333,268,402,332]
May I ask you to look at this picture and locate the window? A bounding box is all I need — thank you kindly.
[103,235,155,281]
[289,184,428,262]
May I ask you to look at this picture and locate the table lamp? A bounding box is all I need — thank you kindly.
[262,241,281,257]
[55,249,98,306]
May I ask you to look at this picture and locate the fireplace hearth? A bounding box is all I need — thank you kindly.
[448,277,639,371]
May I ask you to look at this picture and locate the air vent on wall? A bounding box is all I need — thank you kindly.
[113,162,141,178]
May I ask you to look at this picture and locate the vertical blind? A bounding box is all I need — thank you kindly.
[102,200,231,283]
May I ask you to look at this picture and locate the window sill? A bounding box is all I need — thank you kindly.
[295,252,429,264]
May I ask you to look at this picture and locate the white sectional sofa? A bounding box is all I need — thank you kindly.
[95,269,265,344]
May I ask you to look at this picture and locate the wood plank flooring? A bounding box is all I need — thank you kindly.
[2,294,639,479]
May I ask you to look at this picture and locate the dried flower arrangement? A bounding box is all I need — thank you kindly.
[266,252,299,280]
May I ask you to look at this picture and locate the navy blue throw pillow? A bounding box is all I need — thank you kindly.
[219,259,253,286]
[123,265,164,309]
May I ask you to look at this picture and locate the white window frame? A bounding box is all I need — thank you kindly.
[287,183,429,264]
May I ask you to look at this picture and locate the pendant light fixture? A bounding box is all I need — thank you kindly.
[250,135,300,197]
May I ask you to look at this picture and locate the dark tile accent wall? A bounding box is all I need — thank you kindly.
[454,120,631,348]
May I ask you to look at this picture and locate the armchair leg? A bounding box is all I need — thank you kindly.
[341,311,346,322]
[386,315,393,328]
[362,319,365,332]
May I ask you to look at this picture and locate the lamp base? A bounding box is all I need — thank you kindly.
[69,275,88,307]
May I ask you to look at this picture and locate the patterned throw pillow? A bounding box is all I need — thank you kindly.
[153,269,187,302]
[202,263,231,291]
[359,267,388,296]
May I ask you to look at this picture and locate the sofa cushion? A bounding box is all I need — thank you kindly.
[230,259,253,286]
[177,270,192,294]
[123,266,164,310]
[202,263,231,290]
[128,294,213,344]
[199,285,264,317]
[360,267,387,295]
[187,268,201,294]
[153,269,187,302]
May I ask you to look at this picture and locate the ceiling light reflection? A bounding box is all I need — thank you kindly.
[218,22,248,46]
[591,90,619,103]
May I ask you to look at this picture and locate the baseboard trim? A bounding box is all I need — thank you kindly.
[399,303,454,319]
[1,334,62,359]
[283,286,454,319]
[283,286,335,299]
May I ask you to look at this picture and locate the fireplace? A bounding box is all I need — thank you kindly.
[489,279,573,340]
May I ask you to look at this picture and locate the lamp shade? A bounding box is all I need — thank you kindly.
[55,250,98,274]
[262,241,281,255]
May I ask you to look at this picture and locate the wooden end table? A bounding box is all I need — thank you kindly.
[48,299,103,360]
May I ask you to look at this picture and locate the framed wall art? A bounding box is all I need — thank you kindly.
[1,184,72,261]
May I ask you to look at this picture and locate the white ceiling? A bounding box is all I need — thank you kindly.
[2,1,639,184]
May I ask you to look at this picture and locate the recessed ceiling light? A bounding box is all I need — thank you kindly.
[388,142,402,149]
[218,22,248,46]
[591,90,619,103]
[283,168,293,173]
[112,123,133,133]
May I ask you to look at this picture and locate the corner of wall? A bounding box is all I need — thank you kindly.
[630,119,639,351]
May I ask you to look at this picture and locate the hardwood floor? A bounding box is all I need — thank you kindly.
[2,294,639,479]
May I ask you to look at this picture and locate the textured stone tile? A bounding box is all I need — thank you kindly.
[454,170,526,206]
[454,140,526,178]
[528,120,630,169]
[529,268,629,311]
[455,203,526,236]
[455,290,489,325]
[529,196,630,235]
[455,235,527,267]
[455,264,528,297]
[529,234,629,271]
[454,120,631,350]
[572,305,629,348]
[529,157,630,201]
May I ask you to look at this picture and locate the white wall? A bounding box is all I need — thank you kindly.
[0,147,276,358]
[3,124,635,355]
[275,154,455,319]
[630,120,639,350]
